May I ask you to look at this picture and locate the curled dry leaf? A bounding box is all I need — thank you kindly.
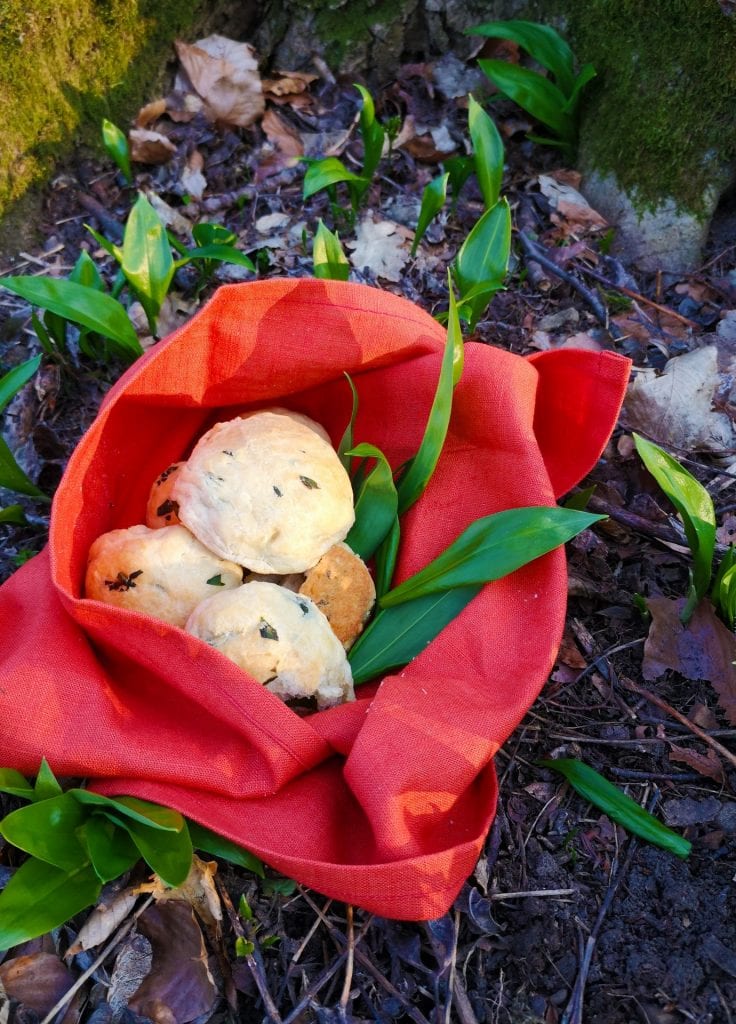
[538,174,608,233]
[643,596,736,726]
[0,952,79,1023]
[348,217,411,282]
[175,35,264,128]
[165,90,204,124]
[261,107,303,160]
[669,743,725,783]
[144,854,222,932]
[66,887,139,956]
[128,901,216,1024]
[135,98,168,129]
[180,150,207,202]
[129,128,177,165]
[262,69,318,97]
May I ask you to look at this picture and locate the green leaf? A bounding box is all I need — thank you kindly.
[374,515,400,600]
[468,20,576,96]
[395,294,463,516]
[71,791,185,832]
[381,507,603,607]
[69,250,105,291]
[177,244,255,271]
[303,158,368,200]
[716,564,736,630]
[563,63,597,115]
[120,193,175,332]
[0,768,34,800]
[261,875,298,897]
[0,355,41,416]
[354,83,385,180]
[33,758,63,802]
[345,444,399,561]
[468,96,504,210]
[478,60,573,141]
[0,794,88,870]
[239,893,254,919]
[121,816,192,887]
[85,225,122,261]
[0,276,141,359]
[0,857,101,949]
[188,821,264,876]
[348,585,481,685]
[633,434,715,616]
[337,372,359,471]
[236,936,255,957]
[563,484,596,511]
[541,758,691,859]
[192,222,237,247]
[453,198,511,329]
[0,436,48,500]
[80,817,140,883]
[411,173,449,257]
[443,155,476,205]
[102,118,133,184]
[0,505,27,525]
[313,219,350,281]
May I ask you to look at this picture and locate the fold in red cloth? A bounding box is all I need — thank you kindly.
[0,280,630,919]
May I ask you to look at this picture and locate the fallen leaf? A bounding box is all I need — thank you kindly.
[180,150,207,201]
[402,123,457,162]
[539,174,608,232]
[669,743,725,782]
[148,855,222,932]
[625,345,734,453]
[108,933,154,1015]
[262,69,318,97]
[347,217,411,282]
[129,128,177,165]
[689,702,719,730]
[255,212,290,234]
[175,35,264,128]
[67,888,139,956]
[557,625,587,669]
[643,597,736,724]
[128,901,216,1024]
[164,90,204,124]
[0,952,79,1023]
[144,191,193,237]
[135,98,168,129]
[262,108,302,159]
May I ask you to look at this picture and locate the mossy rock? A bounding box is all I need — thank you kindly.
[0,0,251,249]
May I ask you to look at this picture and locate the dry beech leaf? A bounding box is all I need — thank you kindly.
[128,901,216,1024]
[144,855,222,932]
[175,35,264,128]
[135,98,168,129]
[180,150,207,201]
[347,217,411,282]
[0,952,79,1023]
[129,128,176,165]
[538,174,607,232]
[66,888,138,956]
[669,743,725,783]
[261,108,304,159]
[262,69,318,96]
[643,596,736,725]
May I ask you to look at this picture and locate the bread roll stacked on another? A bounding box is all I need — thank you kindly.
[85,409,376,708]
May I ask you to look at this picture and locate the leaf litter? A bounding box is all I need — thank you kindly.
[1,24,736,1024]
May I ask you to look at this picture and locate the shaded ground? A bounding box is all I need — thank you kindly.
[1,49,736,1024]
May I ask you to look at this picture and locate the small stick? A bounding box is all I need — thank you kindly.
[444,910,460,1024]
[517,199,552,292]
[621,676,736,772]
[517,231,613,331]
[216,877,283,1023]
[490,887,576,900]
[577,263,701,330]
[338,904,355,1017]
[281,953,348,1024]
[39,894,155,1024]
[291,898,332,964]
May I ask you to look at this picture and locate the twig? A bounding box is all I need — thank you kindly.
[76,192,124,243]
[299,888,432,1024]
[338,904,355,1019]
[517,199,552,292]
[490,888,576,900]
[216,876,283,1023]
[576,263,701,330]
[444,910,460,1024]
[291,898,332,964]
[586,495,688,547]
[452,972,481,1024]
[39,894,155,1024]
[621,676,736,773]
[517,230,614,332]
[281,953,348,1024]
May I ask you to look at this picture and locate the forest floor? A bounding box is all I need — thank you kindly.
[1,36,736,1024]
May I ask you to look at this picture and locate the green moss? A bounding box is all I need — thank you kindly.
[565,0,736,214]
[298,0,413,70]
[0,0,209,218]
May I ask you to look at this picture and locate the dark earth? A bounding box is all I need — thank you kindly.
[1,41,736,1024]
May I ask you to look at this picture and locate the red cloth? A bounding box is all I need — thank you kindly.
[0,280,629,919]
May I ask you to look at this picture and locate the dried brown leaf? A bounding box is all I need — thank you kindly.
[180,150,207,201]
[347,217,411,282]
[669,743,725,782]
[135,98,168,129]
[262,70,318,96]
[129,128,176,165]
[150,855,222,932]
[0,952,79,1023]
[109,933,153,1014]
[128,901,216,1024]
[261,108,303,159]
[66,888,138,956]
[643,596,736,724]
[164,90,204,123]
[175,35,264,128]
